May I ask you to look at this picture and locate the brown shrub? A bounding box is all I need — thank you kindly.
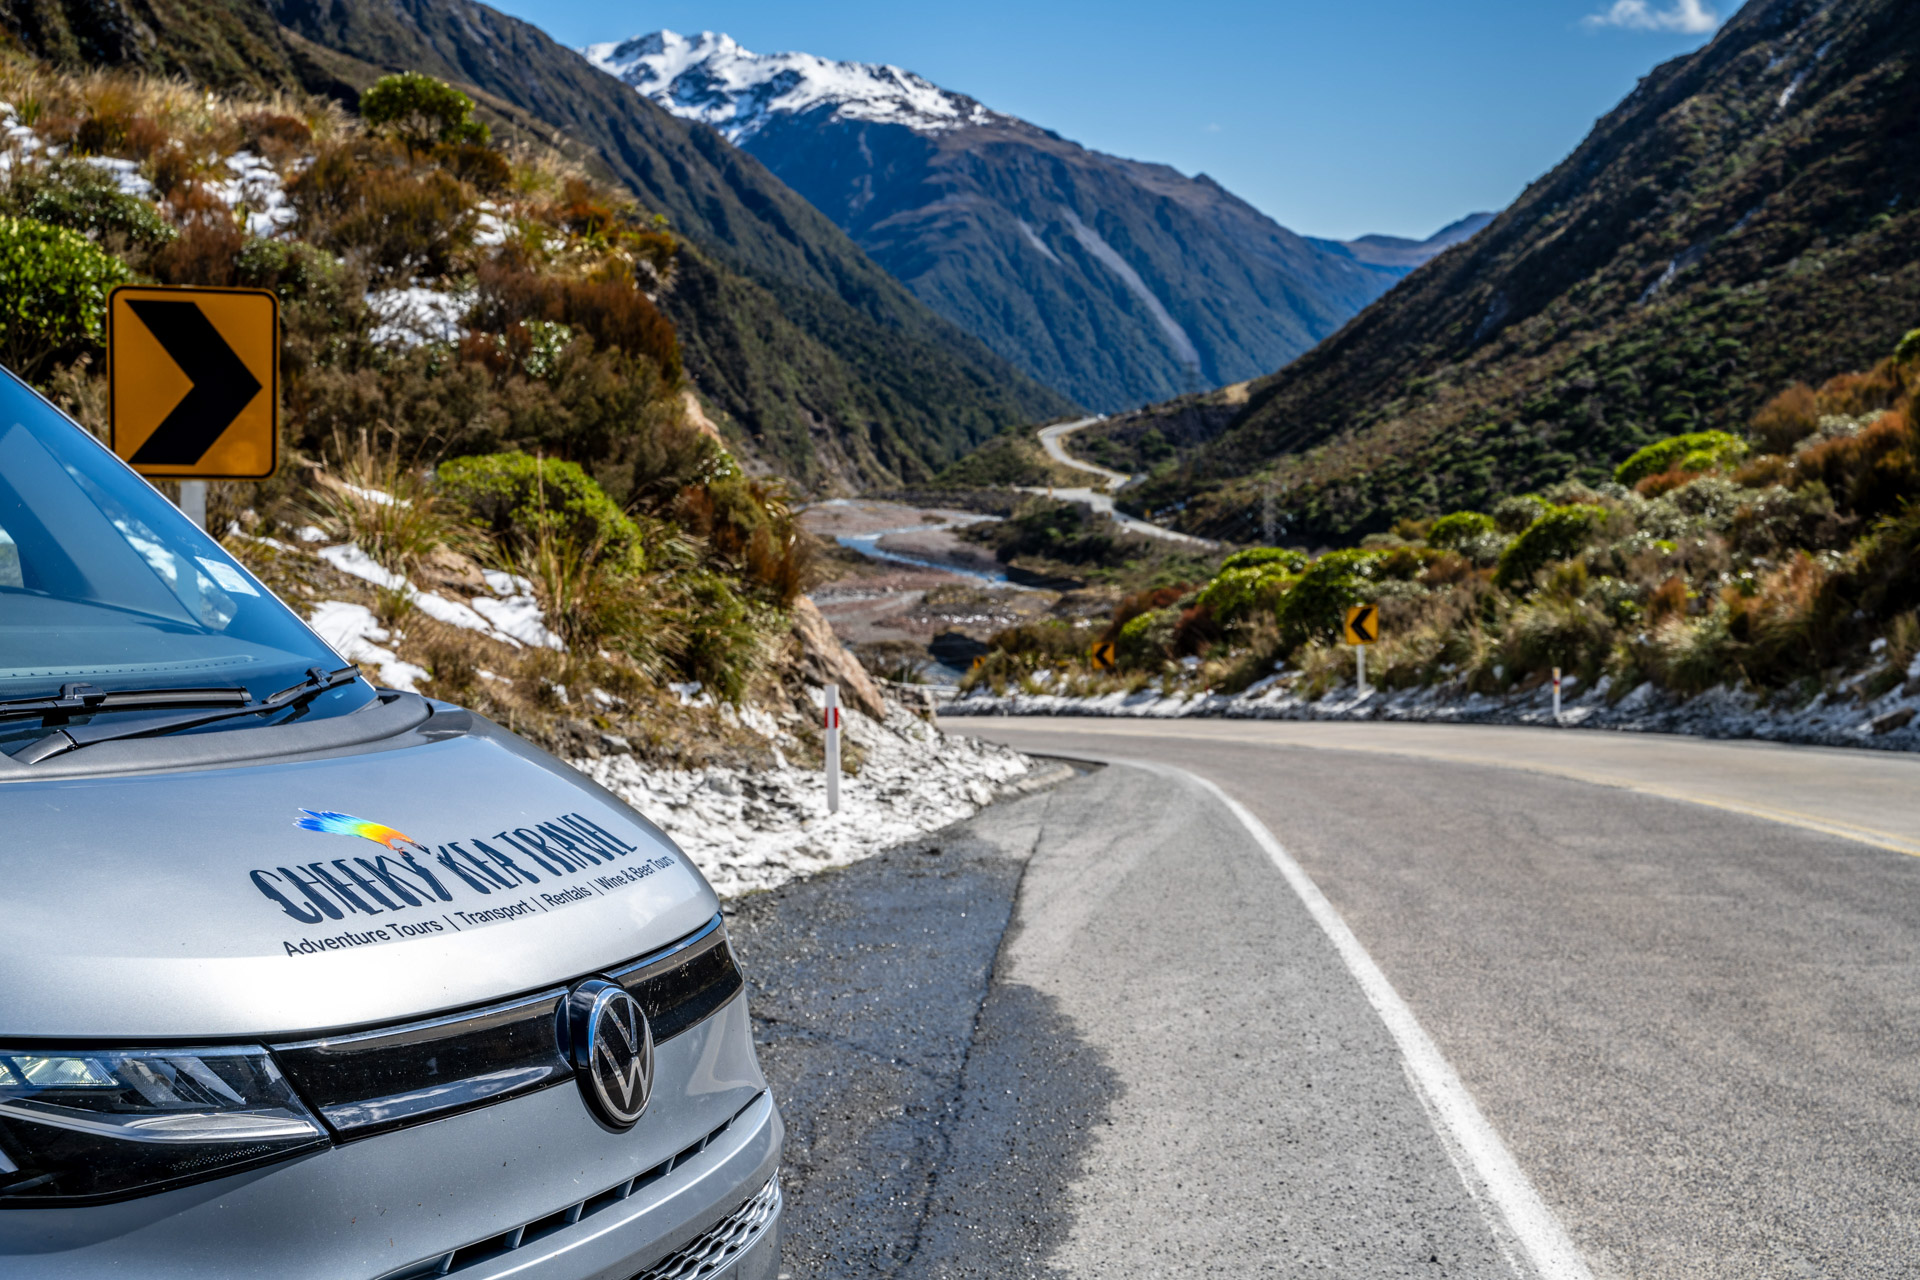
[1792,406,1920,521]
[149,185,247,285]
[1645,575,1690,626]
[291,142,473,282]
[147,145,197,197]
[1817,362,1906,419]
[1732,454,1791,488]
[551,177,617,238]
[242,112,312,151]
[1420,550,1477,587]
[1635,467,1701,498]
[1170,602,1224,657]
[473,261,682,382]
[1752,383,1819,454]
[436,142,512,192]
[1726,553,1831,676]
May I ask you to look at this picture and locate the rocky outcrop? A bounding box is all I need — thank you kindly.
[790,596,885,719]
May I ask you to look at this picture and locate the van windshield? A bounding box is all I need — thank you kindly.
[0,370,372,750]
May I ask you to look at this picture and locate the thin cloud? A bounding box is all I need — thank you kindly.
[1204,122,1222,133]
[1582,0,1720,33]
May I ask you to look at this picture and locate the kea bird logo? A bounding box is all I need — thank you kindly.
[294,809,417,851]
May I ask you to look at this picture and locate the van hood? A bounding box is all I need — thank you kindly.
[0,715,719,1038]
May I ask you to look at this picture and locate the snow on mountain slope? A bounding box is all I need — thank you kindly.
[582,30,1005,141]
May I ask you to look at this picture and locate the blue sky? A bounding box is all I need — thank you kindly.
[488,0,1725,241]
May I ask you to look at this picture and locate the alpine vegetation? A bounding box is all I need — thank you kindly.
[953,333,1920,748]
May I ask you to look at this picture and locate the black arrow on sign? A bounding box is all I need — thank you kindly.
[126,300,262,466]
[1351,606,1377,643]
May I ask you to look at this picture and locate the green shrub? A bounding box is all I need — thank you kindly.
[1495,505,1605,590]
[0,215,131,378]
[1895,328,1920,367]
[235,238,348,304]
[360,73,490,151]
[673,571,762,702]
[1613,430,1747,487]
[4,162,174,248]
[1116,606,1178,667]
[439,453,643,570]
[1276,549,1387,646]
[1196,565,1295,626]
[1492,494,1551,534]
[970,497,1136,568]
[1427,510,1496,549]
[1502,594,1615,680]
[1218,546,1306,574]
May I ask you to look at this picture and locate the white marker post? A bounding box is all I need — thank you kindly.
[1355,644,1368,698]
[823,684,842,814]
[178,480,207,530]
[1552,666,1562,723]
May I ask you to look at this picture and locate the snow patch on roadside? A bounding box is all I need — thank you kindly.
[574,704,1036,897]
[945,669,1920,753]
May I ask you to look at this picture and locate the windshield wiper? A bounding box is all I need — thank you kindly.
[0,683,252,722]
[9,666,363,765]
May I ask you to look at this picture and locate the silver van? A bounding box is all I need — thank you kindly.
[0,370,783,1278]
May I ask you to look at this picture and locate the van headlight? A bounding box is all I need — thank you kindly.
[0,1047,328,1205]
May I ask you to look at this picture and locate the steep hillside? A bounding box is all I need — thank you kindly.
[587,31,1467,412]
[0,0,1073,489]
[1107,0,1920,544]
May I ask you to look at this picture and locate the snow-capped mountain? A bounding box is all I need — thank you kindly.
[585,30,1486,411]
[582,30,1005,141]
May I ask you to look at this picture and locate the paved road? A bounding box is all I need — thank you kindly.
[1022,419,1217,547]
[1036,417,1128,489]
[939,717,1920,1278]
[733,765,1550,1277]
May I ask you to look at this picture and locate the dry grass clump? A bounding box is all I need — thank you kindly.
[310,430,474,580]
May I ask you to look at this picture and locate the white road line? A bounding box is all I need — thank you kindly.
[1166,766,1596,1280]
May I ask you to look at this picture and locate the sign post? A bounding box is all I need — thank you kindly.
[1343,603,1379,696]
[177,481,208,530]
[1552,666,1562,723]
[823,685,842,814]
[108,284,280,526]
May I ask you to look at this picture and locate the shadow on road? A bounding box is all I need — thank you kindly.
[726,789,1118,1276]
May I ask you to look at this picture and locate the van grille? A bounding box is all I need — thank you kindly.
[376,1094,766,1280]
[632,1174,780,1280]
[275,914,742,1139]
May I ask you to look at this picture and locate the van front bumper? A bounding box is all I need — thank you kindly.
[0,996,782,1280]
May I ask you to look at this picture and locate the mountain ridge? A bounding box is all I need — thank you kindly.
[590,30,1483,413]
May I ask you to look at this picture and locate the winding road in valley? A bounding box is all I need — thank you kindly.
[1026,417,1215,548]
[743,716,1920,1277]
[1036,417,1130,489]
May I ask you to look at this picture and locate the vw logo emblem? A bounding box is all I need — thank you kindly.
[563,979,654,1130]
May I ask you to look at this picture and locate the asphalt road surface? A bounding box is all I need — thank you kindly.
[910,718,1920,1278]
